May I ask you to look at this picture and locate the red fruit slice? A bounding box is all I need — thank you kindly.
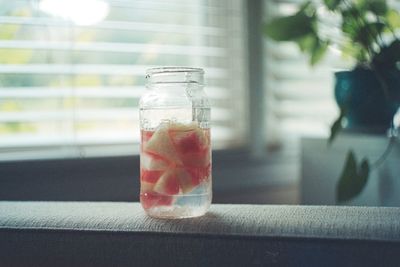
[141,152,169,170]
[169,123,210,169]
[140,153,169,183]
[140,192,174,209]
[141,169,164,183]
[177,132,202,153]
[145,124,181,164]
[181,149,210,168]
[141,130,154,143]
[153,169,180,195]
[175,167,195,193]
[186,164,211,186]
[169,125,208,155]
[140,181,154,192]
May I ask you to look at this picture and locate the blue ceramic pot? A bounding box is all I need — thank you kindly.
[334,68,400,133]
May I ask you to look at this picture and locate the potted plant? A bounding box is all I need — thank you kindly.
[264,0,400,203]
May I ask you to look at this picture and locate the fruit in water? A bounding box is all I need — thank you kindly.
[169,123,210,169]
[186,164,211,186]
[140,152,169,183]
[141,181,154,192]
[153,169,180,195]
[142,131,154,142]
[175,167,195,193]
[141,180,173,209]
[141,152,169,170]
[140,192,173,209]
[144,124,181,164]
[141,169,164,183]
[181,149,210,168]
[169,123,208,154]
[140,121,211,210]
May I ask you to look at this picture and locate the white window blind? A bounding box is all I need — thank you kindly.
[0,0,247,160]
[264,0,352,147]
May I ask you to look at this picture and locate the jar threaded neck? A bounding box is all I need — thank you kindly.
[146,67,204,85]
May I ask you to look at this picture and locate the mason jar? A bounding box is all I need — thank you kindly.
[139,67,211,218]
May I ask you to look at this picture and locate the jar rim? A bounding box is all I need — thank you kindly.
[146,67,204,76]
[146,67,204,86]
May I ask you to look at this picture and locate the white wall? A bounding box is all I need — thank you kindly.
[301,134,400,206]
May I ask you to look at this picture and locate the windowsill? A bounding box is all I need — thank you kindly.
[0,147,299,203]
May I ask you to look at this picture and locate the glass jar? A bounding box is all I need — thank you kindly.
[139,67,211,218]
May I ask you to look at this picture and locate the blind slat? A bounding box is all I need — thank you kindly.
[0,64,227,77]
[0,108,232,122]
[0,86,229,99]
[0,16,225,36]
[0,126,236,150]
[0,40,226,57]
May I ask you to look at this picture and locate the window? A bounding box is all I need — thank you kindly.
[0,0,247,161]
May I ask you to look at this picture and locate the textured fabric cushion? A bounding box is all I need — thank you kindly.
[1,202,400,267]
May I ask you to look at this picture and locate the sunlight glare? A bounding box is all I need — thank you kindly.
[39,0,109,26]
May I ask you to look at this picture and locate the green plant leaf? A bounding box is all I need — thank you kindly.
[310,39,330,65]
[341,5,361,21]
[387,9,400,28]
[353,22,385,50]
[336,151,370,203]
[341,8,361,37]
[359,159,370,180]
[295,34,329,66]
[299,1,313,13]
[342,41,368,62]
[328,108,345,145]
[264,10,314,41]
[297,34,316,53]
[367,0,388,16]
[323,0,342,11]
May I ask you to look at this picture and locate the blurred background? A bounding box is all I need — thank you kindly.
[0,0,398,205]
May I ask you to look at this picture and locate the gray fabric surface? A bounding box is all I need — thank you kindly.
[1,202,400,267]
[1,201,400,241]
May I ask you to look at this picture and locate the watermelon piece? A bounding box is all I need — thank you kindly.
[141,130,154,151]
[181,149,210,168]
[141,152,169,170]
[141,169,164,183]
[169,124,208,155]
[141,130,154,143]
[140,181,154,192]
[186,164,211,186]
[169,123,210,168]
[144,124,181,164]
[175,167,195,193]
[140,153,169,183]
[168,122,197,132]
[153,169,180,195]
[140,192,173,209]
[175,132,202,153]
